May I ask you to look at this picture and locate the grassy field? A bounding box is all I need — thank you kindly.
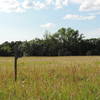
[0,56,100,100]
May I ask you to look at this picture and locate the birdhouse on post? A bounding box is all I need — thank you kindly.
[14,44,23,81]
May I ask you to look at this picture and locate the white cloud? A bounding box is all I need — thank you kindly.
[64,14,96,20]
[23,0,47,9]
[45,0,53,5]
[1,0,100,13]
[0,0,65,12]
[71,0,100,11]
[55,0,63,8]
[33,1,46,9]
[55,0,68,8]
[22,0,100,11]
[84,28,100,38]
[89,12,100,15]
[22,0,33,9]
[40,23,55,29]
[70,0,83,4]
[16,7,25,13]
[22,0,69,10]
[79,0,100,11]
[0,0,24,13]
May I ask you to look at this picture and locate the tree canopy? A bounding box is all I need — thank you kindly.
[0,27,100,56]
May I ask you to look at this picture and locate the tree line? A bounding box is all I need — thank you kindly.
[0,27,100,56]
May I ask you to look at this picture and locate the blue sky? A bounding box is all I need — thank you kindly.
[0,0,100,43]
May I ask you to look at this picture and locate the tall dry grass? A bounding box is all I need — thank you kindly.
[0,56,100,100]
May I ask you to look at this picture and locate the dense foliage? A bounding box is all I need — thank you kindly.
[0,27,100,56]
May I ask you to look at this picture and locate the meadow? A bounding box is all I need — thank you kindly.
[0,56,100,100]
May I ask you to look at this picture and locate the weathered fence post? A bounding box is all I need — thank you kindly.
[14,44,23,81]
[14,45,18,81]
[14,57,18,81]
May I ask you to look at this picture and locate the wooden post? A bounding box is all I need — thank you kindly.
[14,44,18,82]
[14,43,23,81]
[14,57,18,81]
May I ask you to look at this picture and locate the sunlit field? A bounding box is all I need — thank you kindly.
[0,56,100,100]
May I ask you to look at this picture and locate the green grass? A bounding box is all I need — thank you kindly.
[0,56,100,100]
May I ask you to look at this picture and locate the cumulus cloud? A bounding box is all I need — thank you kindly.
[84,28,100,38]
[22,0,46,9]
[22,0,33,9]
[1,0,100,13]
[70,0,100,11]
[0,0,24,13]
[0,0,67,12]
[79,0,100,11]
[45,0,53,5]
[55,0,68,8]
[33,1,46,9]
[22,0,69,10]
[22,0,100,12]
[70,0,83,4]
[64,14,96,20]
[22,0,100,11]
[40,23,55,29]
